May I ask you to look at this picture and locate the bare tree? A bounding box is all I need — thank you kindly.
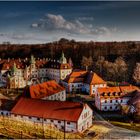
[115,57,128,81]
[81,56,93,71]
[133,63,140,84]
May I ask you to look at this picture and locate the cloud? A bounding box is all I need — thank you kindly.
[31,13,115,36]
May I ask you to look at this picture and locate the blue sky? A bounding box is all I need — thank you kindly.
[0,1,140,44]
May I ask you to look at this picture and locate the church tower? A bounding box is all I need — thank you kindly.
[30,55,36,69]
[60,52,67,64]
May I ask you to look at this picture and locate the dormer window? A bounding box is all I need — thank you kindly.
[108,92,110,96]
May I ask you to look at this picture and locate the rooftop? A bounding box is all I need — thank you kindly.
[11,97,84,122]
[29,80,65,99]
[64,70,106,85]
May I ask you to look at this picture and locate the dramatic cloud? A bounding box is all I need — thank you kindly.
[31,13,115,36]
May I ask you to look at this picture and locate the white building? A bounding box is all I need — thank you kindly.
[28,80,66,101]
[95,85,139,111]
[61,70,107,95]
[46,52,72,83]
[0,52,72,89]
[11,97,93,132]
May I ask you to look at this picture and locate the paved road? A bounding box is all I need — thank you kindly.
[87,102,140,139]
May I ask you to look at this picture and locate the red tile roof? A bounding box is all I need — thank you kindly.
[29,80,65,99]
[64,70,106,85]
[98,87,121,94]
[0,59,48,70]
[11,97,84,122]
[86,72,106,85]
[98,85,140,98]
[64,70,87,83]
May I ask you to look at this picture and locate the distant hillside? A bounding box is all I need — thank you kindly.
[0,38,140,83]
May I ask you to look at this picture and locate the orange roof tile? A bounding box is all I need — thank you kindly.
[64,70,87,83]
[29,80,65,99]
[98,86,140,99]
[11,97,84,122]
[0,59,48,70]
[86,72,106,85]
[98,87,121,94]
[64,70,106,85]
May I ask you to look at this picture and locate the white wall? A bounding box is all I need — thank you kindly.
[77,104,93,132]
[11,114,77,132]
[96,95,131,111]
[60,69,72,80]
[42,90,66,101]
[0,110,10,116]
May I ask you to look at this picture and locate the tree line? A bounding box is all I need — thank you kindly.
[0,38,140,84]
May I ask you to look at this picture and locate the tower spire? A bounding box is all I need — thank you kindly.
[60,51,67,64]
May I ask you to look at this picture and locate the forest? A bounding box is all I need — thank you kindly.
[0,38,140,84]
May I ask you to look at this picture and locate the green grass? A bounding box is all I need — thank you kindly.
[110,121,140,132]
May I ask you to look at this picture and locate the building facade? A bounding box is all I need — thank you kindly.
[11,97,93,132]
[61,70,107,95]
[28,80,66,101]
[0,52,72,89]
[95,85,139,111]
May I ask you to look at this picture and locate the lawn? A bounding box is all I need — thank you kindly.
[110,121,140,132]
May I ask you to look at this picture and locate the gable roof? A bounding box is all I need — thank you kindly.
[64,70,87,83]
[63,70,106,85]
[11,97,84,122]
[86,72,106,85]
[29,80,65,99]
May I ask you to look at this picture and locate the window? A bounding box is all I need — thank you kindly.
[104,106,107,110]
[37,118,40,121]
[110,100,112,103]
[51,120,53,122]
[110,106,112,110]
[44,119,46,121]
[67,122,70,125]
[58,121,61,123]
[61,126,64,130]
[29,116,32,119]
[1,112,3,115]
[105,100,107,103]
[84,112,87,118]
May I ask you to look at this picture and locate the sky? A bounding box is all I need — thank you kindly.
[0,1,140,44]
